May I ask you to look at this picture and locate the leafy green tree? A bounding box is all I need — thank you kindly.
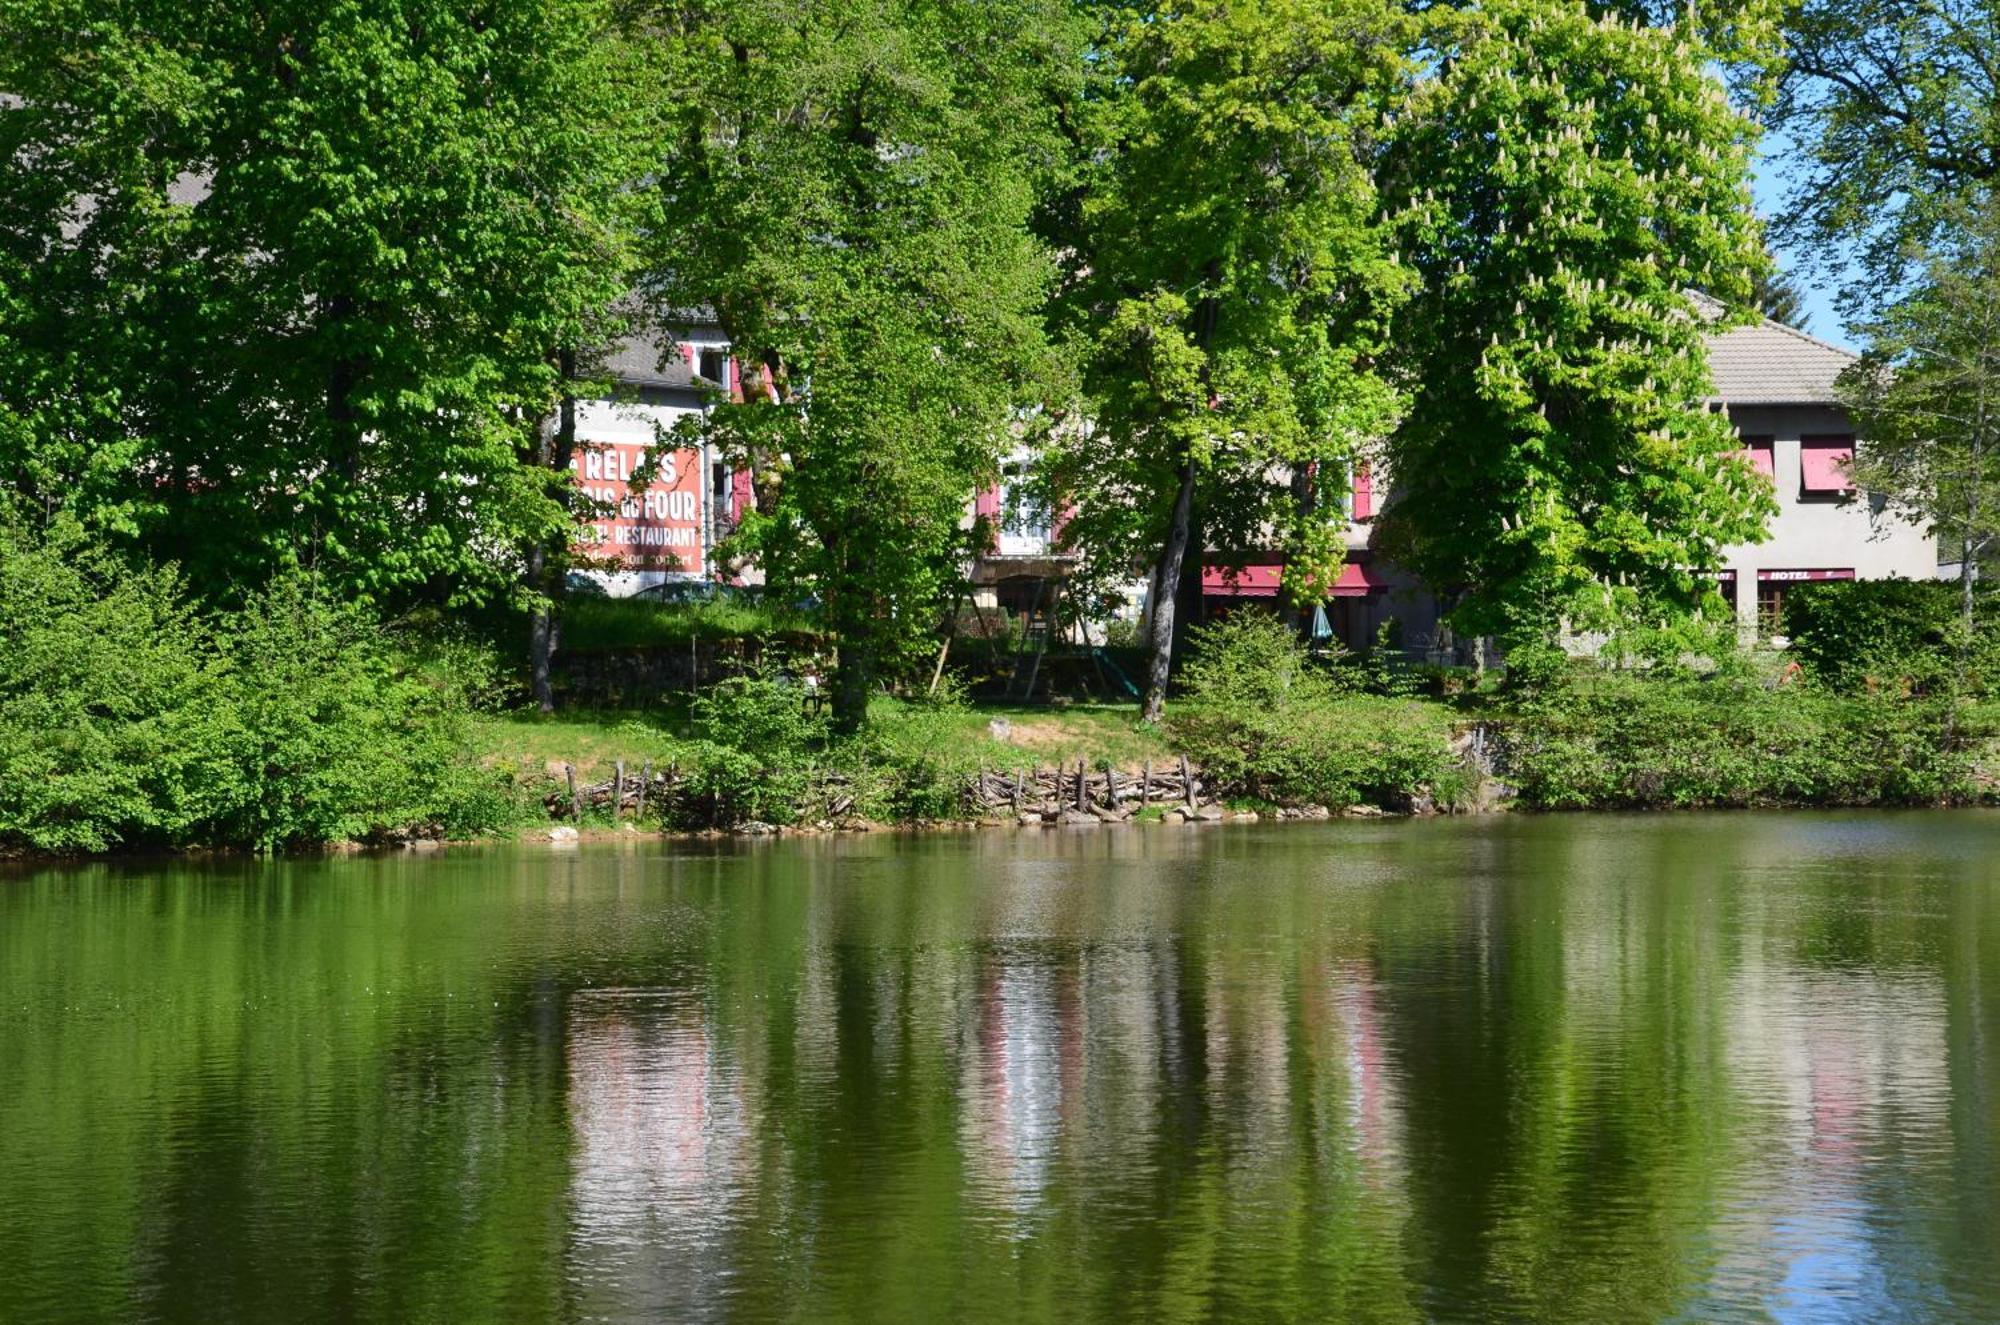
[1775,0,2000,302]
[1841,200,2000,640]
[1751,263,1812,331]
[1374,0,1778,646]
[648,0,1070,732]
[1044,0,1408,721]
[0,0,658,617]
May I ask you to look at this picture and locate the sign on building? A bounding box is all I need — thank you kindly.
[570,402,706,577]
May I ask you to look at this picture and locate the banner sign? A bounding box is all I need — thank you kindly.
[572,437,705,576]
[1755,568,1855,582]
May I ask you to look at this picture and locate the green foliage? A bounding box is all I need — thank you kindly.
[0,0,659,607]
[1785,579,1961,678]
[1178,611,1354,711]
[211,584,509,850]
[651,0,1072,731]
[1776,0,1996,301]
[1045,0,1408,709]
[1376,0,1776,644]
[1168,611,1463,809]
[556,595,816,653]
[0,521,235,852]
[843,691,988,822]
[1839,202,2000,635]
[0,520,506,853]
[1504,670,1986,809]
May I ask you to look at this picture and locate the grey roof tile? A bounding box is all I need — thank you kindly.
[1689,291,1857,405]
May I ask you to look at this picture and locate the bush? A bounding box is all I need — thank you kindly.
[0,519,508,853]
[1782,578,1996,688]
[645,674,819,826]
[1167,610,1464,809]
[844,688,986,821]
[211,582,509,848]
[0,520,237,851]
[1501,669,1984,809]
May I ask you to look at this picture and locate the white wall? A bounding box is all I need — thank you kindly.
[1719,404,1937,628]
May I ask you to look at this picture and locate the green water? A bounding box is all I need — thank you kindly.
[3,813,1998,1323]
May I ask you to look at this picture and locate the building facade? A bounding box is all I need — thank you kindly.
[1188,301,1938,656]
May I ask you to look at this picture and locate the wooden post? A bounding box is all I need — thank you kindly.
[1180,754,1194,809]
[1012,769,1024,815]
[566,763,584,822]
[1105,764,1120,807]
[1140,761,1151,806]
[637,760,651,819]
[1076,758,1089,812]
[614,760,626,819]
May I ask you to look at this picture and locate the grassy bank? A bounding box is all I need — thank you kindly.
[10,527,1997,857]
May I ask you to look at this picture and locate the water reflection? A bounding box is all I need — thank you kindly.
[2,813,1998,1322]
[567,989,752,1321]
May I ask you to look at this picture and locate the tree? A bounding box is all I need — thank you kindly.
[1841,199,2000,639]
[1751,263,1812,332]
[648,0,1070,732]
[1774,0,2000,302]
[0,0,658,621]
[1044,0,1409,721]
[1373,0,1779,646]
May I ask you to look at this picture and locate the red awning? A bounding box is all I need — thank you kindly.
[1201,563,1284,597]
[1201,561,1387,598]
[1738,439,1774,478]
[1800,438,1854,493]
[1330,562,1388,597]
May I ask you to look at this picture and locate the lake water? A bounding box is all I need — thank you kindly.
[3,813,1998,1323]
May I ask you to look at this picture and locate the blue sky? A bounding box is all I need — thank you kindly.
[1749,137,1856,351]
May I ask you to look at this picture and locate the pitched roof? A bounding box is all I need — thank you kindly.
[598,332,701,391]
[1688,291,1858,406]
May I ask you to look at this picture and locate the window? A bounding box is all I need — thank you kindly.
[1799,436,1855,495]
[1756,579,1789,636]
[697,348,727,386]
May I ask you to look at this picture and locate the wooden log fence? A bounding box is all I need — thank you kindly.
[547,761,1214,824]
[963,763,1211,818]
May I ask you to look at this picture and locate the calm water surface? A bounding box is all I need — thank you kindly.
[4,813,1999,1323]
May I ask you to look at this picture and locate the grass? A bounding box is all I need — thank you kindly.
[470,707,688,782]
[469,695,1176,787]
[893,699,1175,771]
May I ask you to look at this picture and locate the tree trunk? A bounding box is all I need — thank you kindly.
[528,352,578,714]
[1141,454,1198,722]
[831,638,874,735]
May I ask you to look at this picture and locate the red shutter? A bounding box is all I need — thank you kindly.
[1352,462,1374,520]
[1800,437,1854,493]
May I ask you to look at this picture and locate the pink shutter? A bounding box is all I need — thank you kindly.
[731,469,754,522]
[973,485,1001,552]
[1800,437,1854,493]
[1740,438,1775,479]
[1352,462,1374,520]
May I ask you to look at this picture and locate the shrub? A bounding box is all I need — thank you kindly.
[0,520,237,851]
[211,582,509,848]
[1782,578,1996,688]
[844,689,985,821]
[1501,669,1984,809]
[1168,610,1463,809]
[0,518,508,853]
